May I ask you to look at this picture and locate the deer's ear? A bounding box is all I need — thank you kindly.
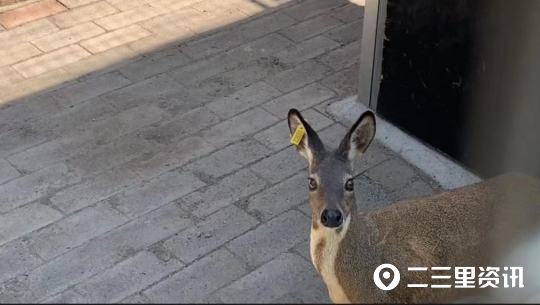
[287,109,325,166]
[337,111,376,162]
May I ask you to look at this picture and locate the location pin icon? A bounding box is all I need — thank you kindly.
[373,263,400,291]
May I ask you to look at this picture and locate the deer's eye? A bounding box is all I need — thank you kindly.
[308,177,317,191]
[345,179,354,191]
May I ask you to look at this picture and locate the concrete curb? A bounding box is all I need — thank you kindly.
[325,96,482,190]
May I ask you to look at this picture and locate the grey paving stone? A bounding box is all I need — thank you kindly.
[41,290,84,304]
[318,40,361,71]
[214,253,327,303]
[250,147,305,183]
[0,240,43,283]
[319,62,359,98]
[317,123,348,151]
[206,81,281,119]
[170,33,293,85]
[187,139,268,179]
[8,104,167,173]
[0,163,80,213]
[201,107,279,148]
[324,18,363,46]
[265,60,333,93]
[275,35,340,66]
[297,201,312,218]
[284,0,348,21]
[246,172,307,221]
[227,210,310,267]
[180,12,296,59]
[262,82,336,118]
[139,106,220,145]
[118,293,150,304]
[0,203,192,303]
[354,140,397,174]
[181,169,267,218]
[0,159,19,185]
[119,47,192,81]
[253,108,333,151]
[163,205,258,263]
[108,170,205,219]
[292,239,311,261]
[28,202,128,261]
[364,158,419,192]
[329,2,365,23]
[355,175,397,211]
[144,248,247,303]
[73,251,183,303]
[391,178,437,201]
[0,202,63,247]
[280,14,343,42]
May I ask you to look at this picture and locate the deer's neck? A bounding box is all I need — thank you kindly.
[310,211,380,303]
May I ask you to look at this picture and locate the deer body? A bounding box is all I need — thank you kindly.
[287,108,540,303]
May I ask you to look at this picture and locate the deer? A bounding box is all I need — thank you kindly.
[287,108,540,303]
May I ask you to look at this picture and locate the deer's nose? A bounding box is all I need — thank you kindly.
[321,209,343,228]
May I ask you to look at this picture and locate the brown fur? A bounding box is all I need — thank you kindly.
[333,173,540,303]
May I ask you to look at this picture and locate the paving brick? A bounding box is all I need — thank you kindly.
[164,205,258,263]
[95,4,160,30]
[284,0,347,20]
[297,200,311,217]
[0,240,43,283]
[118,292,149,304]
[201,107,279,148]
[169,33,293,85]
[364,158,419,192]
[58,0,98,8]
[0,66,23,86]
[127,32,189,54]
[180,12,296,59]
[0,203,192,303]
[139,8,196,40]
[215,253,326,303]
[319,63,359,98]
[73,251,183,303]
[181,169,267,218]
[253,108,333,151]
[324,19,363,46]
[144,248,247,303]
[317,123,347,150]
[355,175,397,211]
[80,24,151,54]
[185,0,247,33]
[291,239,311,261]
[0,202,63,247]
[31,22,105,52]
[0,18,58,47]
[8,104,165,173]
[391,178,437,201]
[118,47,192,82]
[0,158,19,185]
[65,134,155,177]
[63,45,139,78]
[101,74,205,114]
[318,40,361,71]
[262,82,335,117]
[0,0,66,29]
[0,42,41,66]
[12,45,91,78]
[139,106,220,145]
[107,0,148,11]
[353,140,396,174]
[246,172,307,220]
[206,82,280,119]
[250,147,305,183]
[329,2,365,23]
[0,163,80,213]
[28,202,128,261]
[227,210,309,267]
[187,139,268,178]
[266,60,333,93]
[52,70,131,105]
[41,290,84,304]
[275,35,340,65]
[280,14,343,42]
[108,170,205,219]
[51,1,117,28]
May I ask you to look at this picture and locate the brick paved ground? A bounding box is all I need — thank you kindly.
[0,0,442,303]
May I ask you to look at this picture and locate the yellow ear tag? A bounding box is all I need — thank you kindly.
[290,125,306,145]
